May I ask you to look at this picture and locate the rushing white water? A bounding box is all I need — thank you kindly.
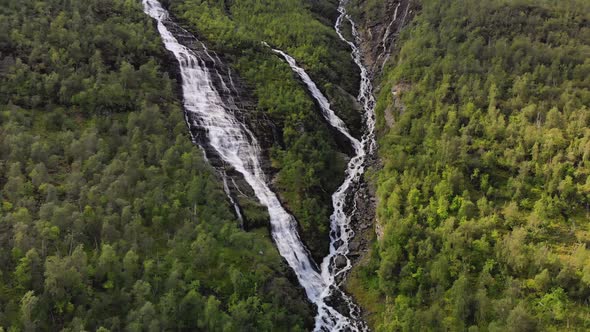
[221,171,244,226]
[271,0,379,330]
[331,0,379,290]
[142,1,361,330]
[335,3,377,155]
[181,83,243,226]
[270,48,368,331]
[378,0,411,68]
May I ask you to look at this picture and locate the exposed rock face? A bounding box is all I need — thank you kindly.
[347,153,380,261]
[334,255,348,269]
[343,0,415,246]
[384,82,410,128]
[353,0,415,76]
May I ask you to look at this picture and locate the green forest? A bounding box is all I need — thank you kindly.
[2,0,590,330]
[0,0,316,330]
[347,0,590,330]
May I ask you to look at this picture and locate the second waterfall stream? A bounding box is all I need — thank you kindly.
[271,0,378,329]
[143,0,373,330]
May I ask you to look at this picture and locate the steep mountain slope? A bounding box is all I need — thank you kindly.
[0,1,313,330]
[347,0,414,73]
[3,0,589,330]
[167,0,364,260]
[0,0,376,330]
[348,0,590,330]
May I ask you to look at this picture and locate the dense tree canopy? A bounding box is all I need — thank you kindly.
[0,0,314,330]
[348,0,590,330]
[4,0,587,330]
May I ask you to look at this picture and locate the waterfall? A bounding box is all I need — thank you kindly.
[270,0,379,329]
[266,49,366,277]
[221,170,244,227]
[270,48,369,331]
[334,3,377,156]
[382,3,401,54]
[377,0,411,68]
[331,0,379,295]
[142,0,363,330]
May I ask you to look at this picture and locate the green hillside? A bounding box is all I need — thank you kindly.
[0,1,313,330]
[2,0,589,330]
[349,0,590,330]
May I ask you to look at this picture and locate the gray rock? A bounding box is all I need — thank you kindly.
[334,255,348,269]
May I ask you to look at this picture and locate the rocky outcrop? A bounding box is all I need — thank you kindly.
[344,0,416,245]
[352,0,416,76]
[347,164,379,262]
[341,0,416,285]
[383,82,410,128]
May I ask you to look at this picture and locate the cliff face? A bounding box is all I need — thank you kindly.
[350,0,415,76]
[343,0,416,326]
[341,0,415,254]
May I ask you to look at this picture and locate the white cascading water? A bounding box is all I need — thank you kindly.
[335,1,377,156]
[377,0,411,68]
[142,0,364,330]
[330,1,379,286]
[270,48,368,332]
[271,0,380,330]
[382,3,401,54]
[221,171,244,227]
